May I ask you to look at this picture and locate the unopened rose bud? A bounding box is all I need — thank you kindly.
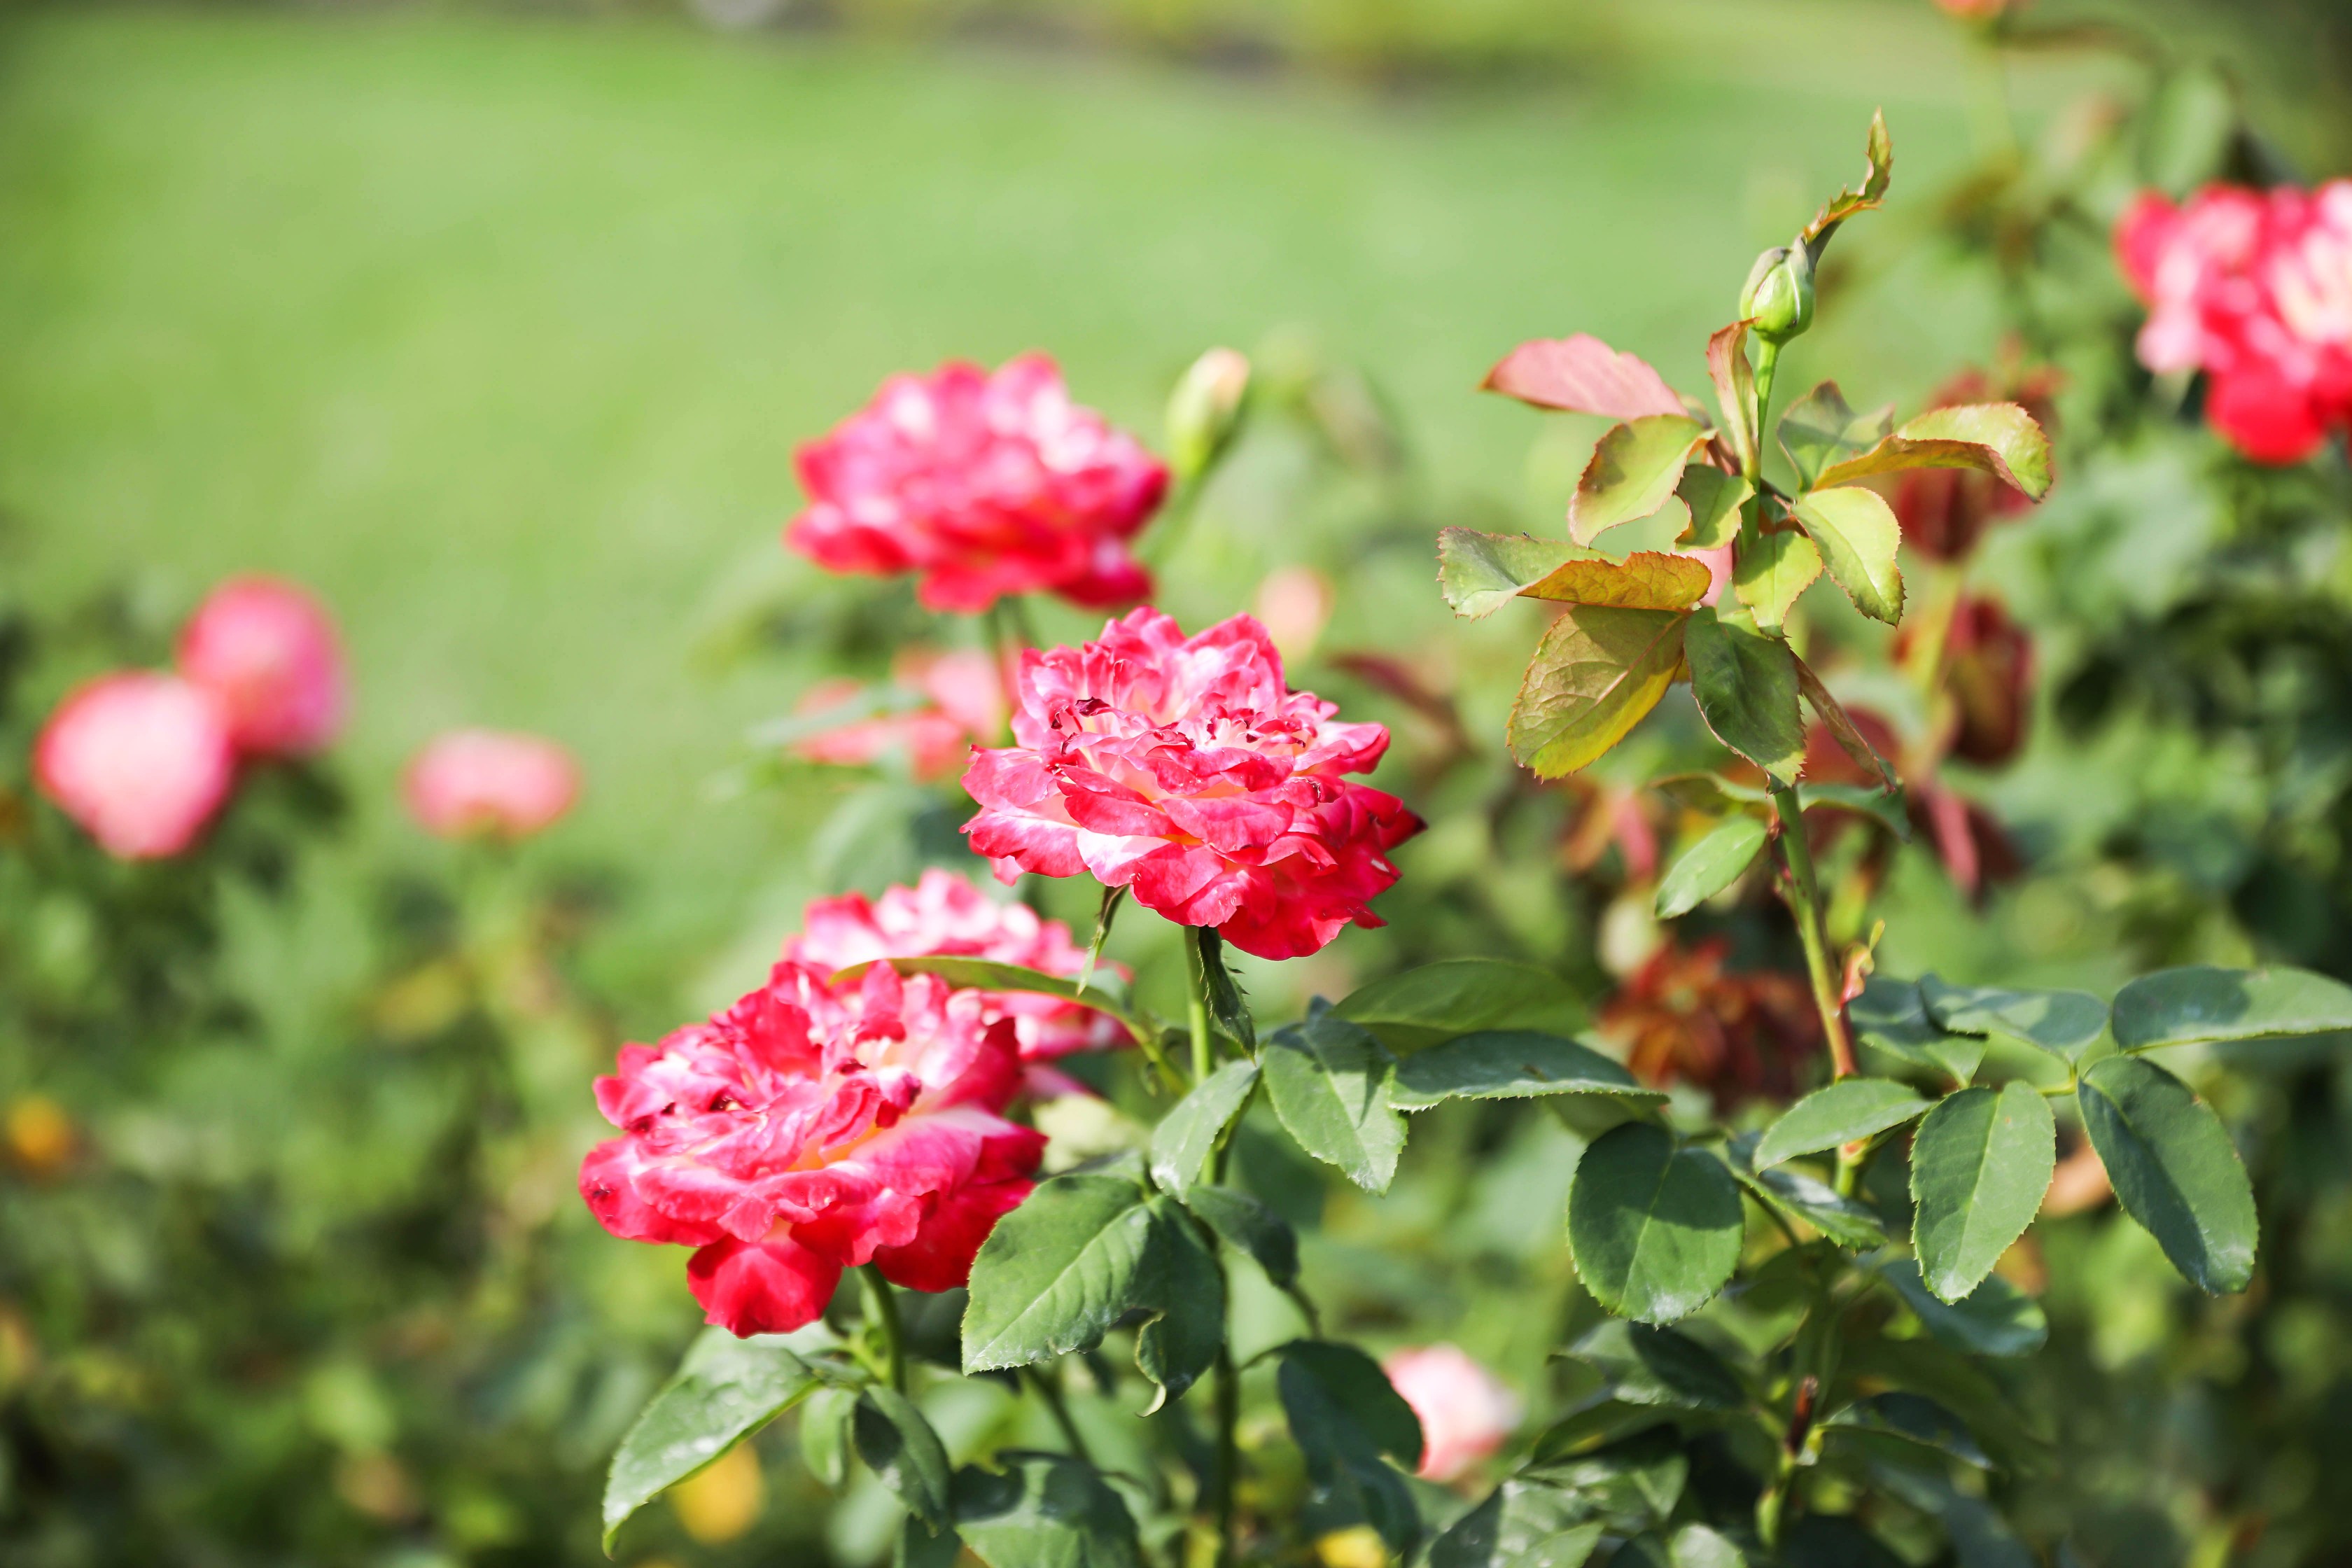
[1740,244,1815,344]
[1166,346,1251,482]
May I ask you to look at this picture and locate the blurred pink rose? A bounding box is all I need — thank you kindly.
[34,673,236,859]
[784,868,1128,1061]
[789,648,1006,782]
[176,575,348,757]
[786,354,1166,612]
[1382,1344,1522,1483]
[403,729,579,841]
[962,608,1421,960]
[579,961,1042,1336]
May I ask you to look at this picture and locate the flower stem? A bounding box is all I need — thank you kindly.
[1182,926,1242,1567]
[1184,927,1216,1086]
[1770,783,1858,1082]
[855,1264,906,1394]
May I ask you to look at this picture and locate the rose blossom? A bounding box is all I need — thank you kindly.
[175,575,348,757]
[785,354,1167,612]
[788,648,1005,782]
[1382,1345,1522,1483]
[34,673,236,860]
[961,608,1422,961]
[403,729,579,841]
[579,961,1043,1336]
[784,868,1126,1061]
[2116,182,2352,463]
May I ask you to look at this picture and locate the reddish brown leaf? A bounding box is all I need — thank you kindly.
[1706,321,1756,472]
[1483,334,1690,421]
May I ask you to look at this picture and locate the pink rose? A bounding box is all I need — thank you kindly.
[784,868,1128,1062]
[176,576,348,758]
[1382,1344,1522,1483]
[34,673,236,860]
[789,648,1005,782]
[786,354,1166,612]
[579,961,1044,1336]
[962,608,1422,961]
[403,729,579,841]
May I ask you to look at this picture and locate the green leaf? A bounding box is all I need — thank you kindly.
[829,955,1149,1049]
[1821,1392,1988,1468]
[1753,1078,1931,1169]
[799,1387,856,1490]
[1430,1481,1605,1568]
[1910,1082,2056,1303]
[1799,108,1893,264]
[1522,1432,1688,1530]
[1654,815,1770,919]
[951,1454,1146,1568]
[853,1387,954,1532]
[1672,1523,1751,1568]
[1507,605,1690,779]
[601,1331,822,1550]
[1724,1133,1889,1249]
[1872,1257,2047,1358]
[1179,1184,1299,1287]
[1133,1198,1224,1410]
[1437,527,1595,619]
[1569,414,1708,545]
[1835,1336,2047,1470]
[1391,1029,1665,1112]
[896,1513,965,1568]
[1650,771,1771,816]
[1919,975,2107,1064]
[1278,1341,1424,1554]
[1262,1011,1408,1194]
[1791,487,1904,624]
[2078,1055,2258,1294]
[1676,466,1751,550]
[1191,927,1254,1052]
[1334,957,1586,1053]
[1812,403,2053,501]
[1800,783,1910,841]
[1563,1319,1744,1410]
[1682,607,1805,784]
[1566,1123,1745,1323]
[1796,657,1898,791]
[1527,1401,1675,1462]
[1850,976,1985,1087]
[1777,382,1891,490]
[962,1172,1157,1371]
[2109,964,2352,1051]
[1147,1060,1258,1195]
[1731,519,1822,631]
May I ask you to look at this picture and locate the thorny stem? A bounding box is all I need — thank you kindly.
[1023,1365,1094,1465]
[1771,784,1859,1083]
[1184,928,1216,1087]
[855,1264,906,1394]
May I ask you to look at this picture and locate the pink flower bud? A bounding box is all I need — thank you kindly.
[1381,1344,1522,1483]
[34,672,236,859]
[402,729,579,841]
[176,576,348,758]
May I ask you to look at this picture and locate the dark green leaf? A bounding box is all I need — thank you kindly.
[1654,816,1770,919]
[1850,976,1984,1086]
[1780,1515,1907,1568]
[1390,1029,1664,1112]
[1278,1341,1424,1554]
[1835,1336,2047,1469]
[1821,1392,1989,1468]
[1754,1078,1931,1169]
[1335,958,1586,1053]
[1563,1319,1744,1410]
[854,1387,954,1531]
[1569,414,1708,545]
[1724,1133,1889,1249]
[1682,607,1805,784]
[2078,1055,2258,1294]
[1650,771,1771,816]
[1191,927,1254,1052]
[1437,527,1596,620]
[1133,1198,1224,1410]
[1179,1184,1298,1287]
[1910,1083,2056,1303]
[895,1512,965,1568]
[962,1173,1156,1371]
[1262,1011,1407,1193]
[1672,1524,1749,1568]
[1528,1400,1676,1462]
[1508,605,1690,778]
[1147,1060,1259,1196]
[951,1453,1146,1568]
[1430,1480,1605,1568]
[1919,974,2107,1064]
[1778,382,1891,491]
[1791,487,1903,624]
[1731,518,1822,631]
[2110,964,2352,1051]
[1614,1537,1673,1568]
[1676,466,1751,550]
[1567,1123,1744,1323]
[1522,1432,1688,1530]
[602,1331,822,1548]
[1872,1257,2047,1358]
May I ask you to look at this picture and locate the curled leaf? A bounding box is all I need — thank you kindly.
[1570,416,1709,545]
[1812,402,2053,501]
[1799,108,1893,265]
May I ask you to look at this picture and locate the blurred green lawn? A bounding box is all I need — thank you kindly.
[0,4,2007,1017]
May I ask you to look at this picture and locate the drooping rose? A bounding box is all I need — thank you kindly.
[962,608,1422,960]
[2117,182,2352,463]
[579,961,1043,1336]
[1381,1344,1522,1483]
[176,575,348,757]
[403,729,579,841]
[786,354,1167,612]
[1939,594,2035,766]
[783,868,1127,1061]
[788,648,1005,782]
[34,673,236,860]
[1599,937,1821,1110]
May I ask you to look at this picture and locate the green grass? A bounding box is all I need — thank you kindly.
[0,4,2005,1015]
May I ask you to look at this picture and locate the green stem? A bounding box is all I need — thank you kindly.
[1211,1345,1240,1568]
[1184,928,1216,1086]
[1770,783,1858,1082]
[1077,885,1126,997]
[856,1264,906,1394]
[1756,1456,1794,1550]
[1748,339,1783,488]
[1023,1366,1093,1464]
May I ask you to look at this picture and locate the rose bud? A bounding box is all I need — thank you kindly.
[176,575,348,758]
[34,672,236,860]
[1381,1344,1522,1483]
[403,729,579,841]
[1166,346,1252,483]
[1740,244,1815,345]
